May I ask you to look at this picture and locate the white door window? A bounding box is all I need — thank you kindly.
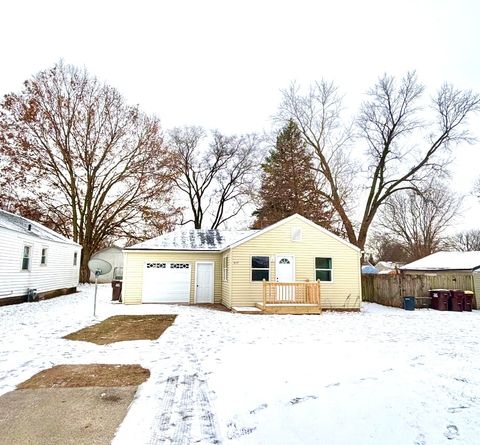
[196,262,214,303]
[142,262,191,303]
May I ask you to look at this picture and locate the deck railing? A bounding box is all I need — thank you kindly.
[262,280,321,306]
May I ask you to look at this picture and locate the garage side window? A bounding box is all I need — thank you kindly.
[315,257,332,282]
[223,256,229,282]
[251,256,269,281]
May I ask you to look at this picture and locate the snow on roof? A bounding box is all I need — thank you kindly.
[127,229,256,251]
[401,251,480,271]
[0,209,78,245]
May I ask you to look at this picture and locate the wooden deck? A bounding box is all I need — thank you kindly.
[258,280,321,314]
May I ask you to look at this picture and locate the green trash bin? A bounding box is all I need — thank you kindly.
[403,296,416,311]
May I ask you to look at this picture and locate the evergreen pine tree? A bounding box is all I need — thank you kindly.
[253,120,334,229]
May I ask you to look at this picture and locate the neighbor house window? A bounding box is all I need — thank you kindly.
[41,248,47,265]
[73,252,78,266]
[251,256,269,281]
[223,256,229,282]
[315,257,332,281]
[22,245,31,270]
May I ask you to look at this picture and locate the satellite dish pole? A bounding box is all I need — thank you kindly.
[87,259,113,317]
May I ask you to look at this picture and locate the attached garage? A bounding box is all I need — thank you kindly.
[142,262,191,303]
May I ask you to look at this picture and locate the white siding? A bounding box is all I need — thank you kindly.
[0,227,81,299]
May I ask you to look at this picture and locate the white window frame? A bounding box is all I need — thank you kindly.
[21,244,32,271]
[40,247,48,266]
[251,255,270,282]
[314,257,333,283]
[291,226,302,242]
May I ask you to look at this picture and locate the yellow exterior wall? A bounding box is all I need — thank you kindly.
[122,251,222,304]
[229,217,362,309]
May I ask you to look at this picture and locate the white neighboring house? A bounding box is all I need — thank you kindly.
[89,245,123,283]
[0,209,82,305]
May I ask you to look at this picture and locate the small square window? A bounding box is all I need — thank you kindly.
[291,227,302,241]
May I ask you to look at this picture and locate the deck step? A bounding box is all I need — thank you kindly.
[255,303,322,314]
[231,306,264,314]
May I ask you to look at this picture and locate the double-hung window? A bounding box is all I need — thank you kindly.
[73,252,78,266]
[22,246,31,270]
[315,257,332,282]
[251,256,270,281]
[41,248,47,265]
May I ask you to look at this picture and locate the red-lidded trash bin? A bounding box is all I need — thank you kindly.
[449,290,464,312]
[429,289,449,311]
[464,291,474,312]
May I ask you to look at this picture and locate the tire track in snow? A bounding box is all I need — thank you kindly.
[148,375,179,444]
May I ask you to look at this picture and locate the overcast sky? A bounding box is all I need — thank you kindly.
[1,0,479,230]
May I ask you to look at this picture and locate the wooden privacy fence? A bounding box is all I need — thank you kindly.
[263,280,321,305]
[362,273,475,308]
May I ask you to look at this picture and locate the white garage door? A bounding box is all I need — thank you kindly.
[142,262,191,303]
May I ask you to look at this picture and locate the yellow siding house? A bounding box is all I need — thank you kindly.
[122,214,362,312]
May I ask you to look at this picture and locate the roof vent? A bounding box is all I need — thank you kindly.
[27,224,32,231]
[291,227,302,241]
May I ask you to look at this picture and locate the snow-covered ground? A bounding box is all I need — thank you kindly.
[1,285,480,444]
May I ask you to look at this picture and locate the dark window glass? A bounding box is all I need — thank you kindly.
[22,246,30,270]
[252,269,269,281]
[73,252,78,266]
[316,270,332,282]
[315,257,332,269]
[251,256,269,268]
[41,248,47,265]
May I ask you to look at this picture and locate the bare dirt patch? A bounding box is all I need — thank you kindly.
[17,364,150,389]
[63,314,177,345]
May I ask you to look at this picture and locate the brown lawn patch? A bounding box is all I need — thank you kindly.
[17,364,150,389]
[63,314,177,345]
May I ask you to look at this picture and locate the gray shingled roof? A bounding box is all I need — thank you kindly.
[127,229,256,251]
[0,209,78,245]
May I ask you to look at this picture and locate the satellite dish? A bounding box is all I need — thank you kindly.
[88,258,112,277]
[88,258,112,317]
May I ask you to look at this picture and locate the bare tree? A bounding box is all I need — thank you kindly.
[367,231,410,263]
[169,126,262,229]
[377,182,462,261]
[0,62,178,281]
[450,230,480,251]
[278,73,480,249]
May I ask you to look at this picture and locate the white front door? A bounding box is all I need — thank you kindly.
[196,262,214,303]
[276,255,295,282]
[275,255,295,301]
